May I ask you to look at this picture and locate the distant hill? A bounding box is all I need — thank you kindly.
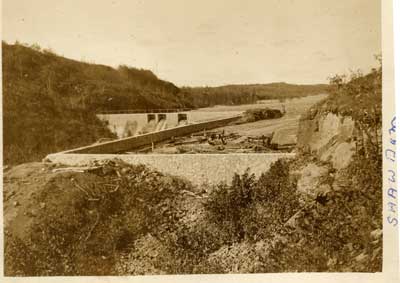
[239,82,329,99]
[181,83,329,107]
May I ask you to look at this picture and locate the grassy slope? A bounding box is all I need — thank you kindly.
[2,42,190,165]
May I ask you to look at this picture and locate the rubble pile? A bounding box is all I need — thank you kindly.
[135,130,287,154]
[4,159,198,276]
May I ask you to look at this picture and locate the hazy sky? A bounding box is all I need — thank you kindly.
[3,0,381,86]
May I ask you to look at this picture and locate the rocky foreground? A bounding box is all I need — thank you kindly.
[4,112,382,275]
[4,68,382,275]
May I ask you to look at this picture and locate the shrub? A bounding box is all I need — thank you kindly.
[243,108,283,122]
[203,159,299,243]
[257,150,382,272]
[204,170,256,241]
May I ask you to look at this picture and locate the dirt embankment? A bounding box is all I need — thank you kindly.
[3,160,201,275]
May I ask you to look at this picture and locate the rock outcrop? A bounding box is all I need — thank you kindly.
[297,111,356,170]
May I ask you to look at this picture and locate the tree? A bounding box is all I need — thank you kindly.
[328,74,347,91]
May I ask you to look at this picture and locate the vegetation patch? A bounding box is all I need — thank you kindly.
[243,108,283,122]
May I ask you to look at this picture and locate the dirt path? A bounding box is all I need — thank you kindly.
[214,116,300,137]
[197,94,327,138]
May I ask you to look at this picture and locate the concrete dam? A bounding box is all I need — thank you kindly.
[46,110,294,186]
[97,110,243,138]
[46,96,326,186]
[46,153,294,186]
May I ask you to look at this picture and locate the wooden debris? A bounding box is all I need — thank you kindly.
[84,211,100,241]
[52,166,101,173]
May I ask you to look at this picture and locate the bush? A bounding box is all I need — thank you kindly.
[199,152,381,272]
[243,108,283,122]
[254,150,382,272]
[202,159,299,243]
[204,170,256,241]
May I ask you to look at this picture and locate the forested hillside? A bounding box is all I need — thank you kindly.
[181,83,329,107]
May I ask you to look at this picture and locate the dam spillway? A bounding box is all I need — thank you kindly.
[97,110,243,138]
[45,114,294,186]
[45,114,295,186]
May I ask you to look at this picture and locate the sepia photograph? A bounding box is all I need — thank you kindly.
[1,0,398,281]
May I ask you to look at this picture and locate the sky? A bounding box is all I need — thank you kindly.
[2,0,381,86]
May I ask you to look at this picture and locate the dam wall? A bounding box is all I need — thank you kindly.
[45,153,295,186]
[98,112,183,138]
[45,114,294,186]
[53,115,241,155]
[98,111,243,138]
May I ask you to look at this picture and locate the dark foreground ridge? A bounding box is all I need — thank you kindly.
[4,152,381,275]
